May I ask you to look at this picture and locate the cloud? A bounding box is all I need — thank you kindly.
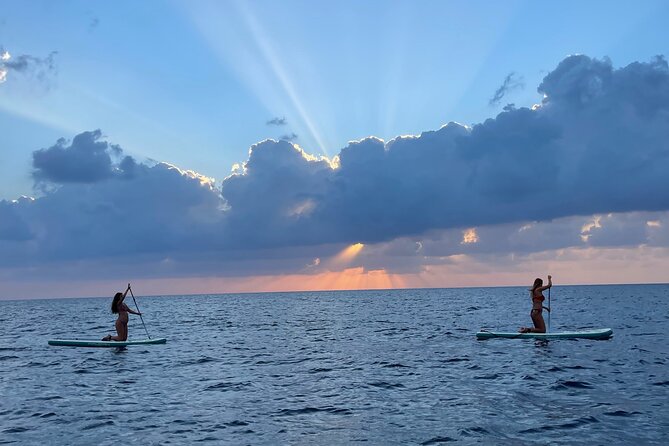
[3,54,669,283]
[89,17,100,32]
[280,132,298,141]
[266,116,287,126]
[1,158,224,269]
[220,139,333,249]
[0,45,57,87]
[218,55,669,250]
[489,72,525,106]
[0,129,228,272]
[32,130,132,184]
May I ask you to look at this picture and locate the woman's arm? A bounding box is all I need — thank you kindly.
[120,284,131,303]
[538,275,552,292]
[119,302,141,315]
[122,285,141,315]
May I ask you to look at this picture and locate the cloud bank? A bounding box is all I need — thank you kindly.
[2,54,669,282]
[219,55,669,249]
[1,130,224,268]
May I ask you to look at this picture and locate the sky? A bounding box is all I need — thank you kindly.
[1,0,669,299]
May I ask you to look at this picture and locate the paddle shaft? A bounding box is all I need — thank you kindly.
[129,287,151,339]
[547,287,551,332]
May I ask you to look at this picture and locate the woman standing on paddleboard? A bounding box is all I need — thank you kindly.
[102,284,141,341]
[520,275,551,333]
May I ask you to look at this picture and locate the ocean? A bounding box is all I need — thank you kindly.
[1,284,668,445]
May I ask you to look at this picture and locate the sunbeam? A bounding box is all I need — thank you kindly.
[185,1,330,156]
[330,242,365,267]
[237,2,330,156]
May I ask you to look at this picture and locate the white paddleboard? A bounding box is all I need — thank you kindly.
[476,328,612,340]
[48,338,167,347]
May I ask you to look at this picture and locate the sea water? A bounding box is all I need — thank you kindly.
[1,284,668,445]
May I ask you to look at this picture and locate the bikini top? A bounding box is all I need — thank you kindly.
[532,291,545,302]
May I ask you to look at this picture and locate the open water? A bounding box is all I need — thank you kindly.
[1,284,668,445]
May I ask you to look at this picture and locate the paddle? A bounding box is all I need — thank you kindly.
[128,284,151,339]
[547,286,551,333]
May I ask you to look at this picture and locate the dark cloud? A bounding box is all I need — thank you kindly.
[280,132,298,141]
[0,46,57,86]
[266,116,287,126]
[221,139,332,249]
[489,72,525,106]
[32,130,133,184]
[89,17,100,31]
[220,55,669,249]
[2,54,669,281]
[2,143,225,268]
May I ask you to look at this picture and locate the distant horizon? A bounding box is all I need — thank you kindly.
[3,280,668,302]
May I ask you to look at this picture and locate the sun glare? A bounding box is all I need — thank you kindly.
[461,228,478,244]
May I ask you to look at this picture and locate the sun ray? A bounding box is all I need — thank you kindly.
[185,1,330,157]
[237,2,330,156]
[330,243,365,267]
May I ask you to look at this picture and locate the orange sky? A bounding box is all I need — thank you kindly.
[4,245,668,300]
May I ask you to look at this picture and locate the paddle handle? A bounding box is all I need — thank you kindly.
[129,285,151,339]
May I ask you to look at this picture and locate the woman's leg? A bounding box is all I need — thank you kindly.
[110,320,128,341]
[530,311,546,333]
[520,310,548,333]
[120,322,128,341]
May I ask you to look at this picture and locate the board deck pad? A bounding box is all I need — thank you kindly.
[476,328,612,340]
[48,338,167,347]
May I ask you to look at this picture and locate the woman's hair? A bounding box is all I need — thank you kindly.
[531,278,543,293]
[111,292,123,314]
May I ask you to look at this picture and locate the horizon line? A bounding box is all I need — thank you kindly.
[3,281,668,303]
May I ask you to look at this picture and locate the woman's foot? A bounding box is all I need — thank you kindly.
[102,335,112,341]
[519,327,532,333]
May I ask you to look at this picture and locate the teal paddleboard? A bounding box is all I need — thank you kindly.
[476,328,612,340]
[48,338,167,347]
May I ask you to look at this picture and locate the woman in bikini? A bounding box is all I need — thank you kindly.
[520,275,551,333]
[102,284,141,341]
